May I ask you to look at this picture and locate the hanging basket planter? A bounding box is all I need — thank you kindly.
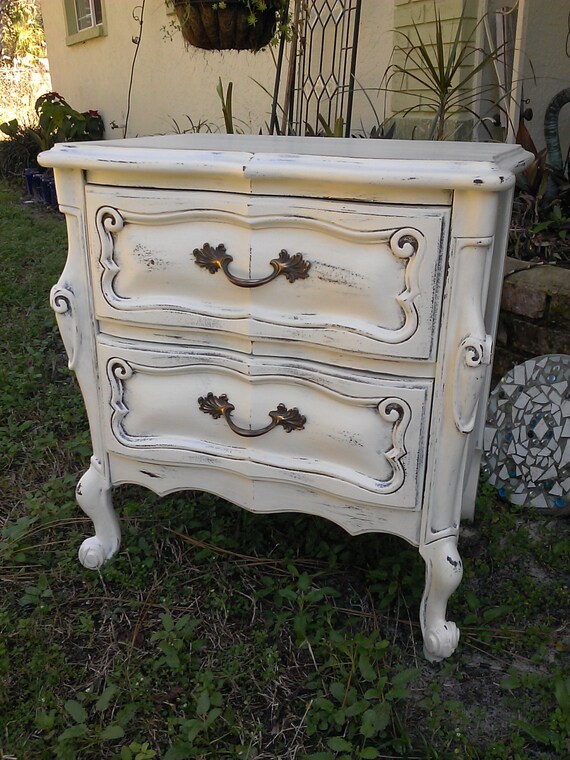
[171,0,286,52]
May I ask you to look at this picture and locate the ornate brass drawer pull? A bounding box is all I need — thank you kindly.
[193,243,310,287]
[198,392,306,437]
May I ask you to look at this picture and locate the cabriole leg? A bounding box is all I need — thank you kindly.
[75,456,120,569]
[419,537,463,662]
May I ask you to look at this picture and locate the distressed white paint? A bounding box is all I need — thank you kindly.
[40,134,532,662]
[86,186,449,360]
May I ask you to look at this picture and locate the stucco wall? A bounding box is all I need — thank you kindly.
[519,0,570,157]
[486,0,570,155]
[40,0,394,139]
[39,0,570,147]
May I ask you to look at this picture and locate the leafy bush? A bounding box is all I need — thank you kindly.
[0,91,104,178]
[502,84,570,266]
[0,0,45,64]
[32,91,105,150]
[0,119,41,178]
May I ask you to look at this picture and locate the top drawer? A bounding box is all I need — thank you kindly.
[85,186,450,361]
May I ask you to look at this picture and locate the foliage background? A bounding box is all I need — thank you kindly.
[0,0,50,127]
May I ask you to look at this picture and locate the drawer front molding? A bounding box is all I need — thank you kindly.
[95,204,423,344]
[104,353,424,506]
[90,193,445,360]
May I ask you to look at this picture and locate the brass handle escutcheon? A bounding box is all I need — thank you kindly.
[198,392,306,437]
[193,243,310,287]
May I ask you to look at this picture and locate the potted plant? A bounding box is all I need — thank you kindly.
[166,0,289,51]
[0,92,104,207]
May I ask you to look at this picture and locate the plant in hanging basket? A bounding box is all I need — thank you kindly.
[167,0,289,52]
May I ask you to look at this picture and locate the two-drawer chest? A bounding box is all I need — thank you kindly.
[40,134,531,661]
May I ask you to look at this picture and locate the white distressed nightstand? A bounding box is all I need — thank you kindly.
[40,134,531,661]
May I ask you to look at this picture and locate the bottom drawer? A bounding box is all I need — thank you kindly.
[98,339,432,510]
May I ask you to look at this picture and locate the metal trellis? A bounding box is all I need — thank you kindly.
[271,0,362,137]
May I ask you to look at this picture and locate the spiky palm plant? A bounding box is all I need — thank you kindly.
[384,6,510,140]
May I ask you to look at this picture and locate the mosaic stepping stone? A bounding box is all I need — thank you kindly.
[482,354,570,515]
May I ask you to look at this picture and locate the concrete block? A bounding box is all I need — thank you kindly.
[501,276,547,319]
[507,315,570,357]
[500,258,570,324]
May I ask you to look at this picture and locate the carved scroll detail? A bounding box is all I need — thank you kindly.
[108,359,133,442]
[377,397,411,493]
[451,237,495,434]
[96,206,125,306]
[389,229,420,259]
[388,228,422,342]
[50,284,78,370]
[453,334,493,434]
[461,335,493,369]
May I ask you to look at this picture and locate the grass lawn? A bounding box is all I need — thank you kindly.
[0,180,569,759]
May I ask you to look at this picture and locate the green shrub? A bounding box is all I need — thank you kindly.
[0,119,41,178]
[0,91,104,179]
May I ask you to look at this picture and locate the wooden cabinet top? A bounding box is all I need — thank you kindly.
[39,134,532,196]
